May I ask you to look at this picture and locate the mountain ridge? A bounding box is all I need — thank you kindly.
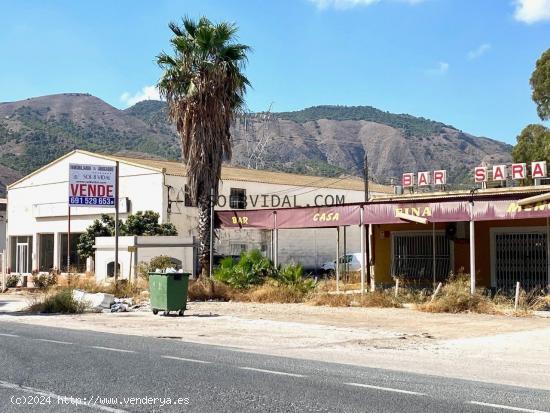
[0,93,513,196]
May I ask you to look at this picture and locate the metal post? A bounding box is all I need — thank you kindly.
[368,224,374,291]
[114,161,119,283]
[274,213,278,267]
[209,187,214,278]
[343,226,347,281]
[67,206,71,274]
[360,211,365,295]
[336,227,340,293]
[432,221,436,287]
[469,203,476,295]
[547,217,549,289]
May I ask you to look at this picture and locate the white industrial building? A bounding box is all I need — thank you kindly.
[6,150,390,278]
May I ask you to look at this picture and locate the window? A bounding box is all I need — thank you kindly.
[60,233,86,273]
[10,236,33,274]
[230,243,247,255]
[107,261,121,277]
[391,232,451,284]
[230,188,246,209]
[39,234,54,272]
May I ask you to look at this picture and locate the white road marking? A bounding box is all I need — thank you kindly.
[239,367,305,377]
[345,382,426,396]
[0,380,128,413]
[35,338,73,345]
[0,333,19,337]
[161,355,212,364]
[470,401,550,413]
[90,346,135,353]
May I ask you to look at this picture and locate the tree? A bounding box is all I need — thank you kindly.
[125,211,177,236]
[530,49,550,121]
[77,211,177,259]
[77,214,124,260]
[157,17,250,275]
[511,124,550,165]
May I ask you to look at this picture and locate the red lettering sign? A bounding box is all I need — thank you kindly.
[402,173,414,187]
[532,161,547,178]
[418,171,430,186]
[474,167,487,183]
[511,163,526,179]
[433,170,446,185]
[492,165,507,181]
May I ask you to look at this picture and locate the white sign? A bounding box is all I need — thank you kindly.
[402,170,446,187]
[69,163,116,207]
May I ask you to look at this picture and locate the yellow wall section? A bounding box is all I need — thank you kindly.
[373,219,549,287]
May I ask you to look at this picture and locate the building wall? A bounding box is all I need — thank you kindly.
[7,152,164,272]
[373,218,550,288]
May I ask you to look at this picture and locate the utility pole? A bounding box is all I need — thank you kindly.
[363,150,371,287]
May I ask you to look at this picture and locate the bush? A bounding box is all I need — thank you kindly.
[6,274,20,288]
[275,264,316,294]
[214,250,275,289]
[418,275,497,314]
[27,289,88,314]
[308,293,352,307]
[188,278,233,301]
[33,273,58,290]
[138,255,178,280]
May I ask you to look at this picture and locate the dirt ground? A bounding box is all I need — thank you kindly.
[2,294,550,390]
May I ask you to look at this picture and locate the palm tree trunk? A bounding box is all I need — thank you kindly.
[197,193,212,277]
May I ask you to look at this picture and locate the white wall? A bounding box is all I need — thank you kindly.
[7,152,164,272]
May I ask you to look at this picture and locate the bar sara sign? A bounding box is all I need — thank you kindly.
[402,161,548,186]
[69,163,116,207]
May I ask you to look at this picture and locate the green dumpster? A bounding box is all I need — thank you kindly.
[149,272,190,316]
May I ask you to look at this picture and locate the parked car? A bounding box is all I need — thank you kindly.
[320,253,363,274]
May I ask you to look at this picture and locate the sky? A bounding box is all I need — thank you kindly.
[1,0,549,144]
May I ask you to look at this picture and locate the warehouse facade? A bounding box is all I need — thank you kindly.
[6,150,390,277]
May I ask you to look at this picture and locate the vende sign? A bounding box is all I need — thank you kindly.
[69,163,116,207]
[474,161,547,182]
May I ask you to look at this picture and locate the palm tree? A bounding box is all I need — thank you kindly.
[157,17,250,276]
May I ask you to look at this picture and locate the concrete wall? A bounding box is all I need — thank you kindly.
[94,236,195,281]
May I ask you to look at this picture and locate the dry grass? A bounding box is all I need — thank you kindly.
[308,291,403,308]
[27,288,88,314]
[187,278,233,301]
[418,275,498,314]
[54,274,148,302]
[233,283,306,304]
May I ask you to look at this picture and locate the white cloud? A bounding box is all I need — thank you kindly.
[426,61,449,76]
[308,0,424,10]
[514,0,550,23]
[467,43,491,60]
[120,85,161,107]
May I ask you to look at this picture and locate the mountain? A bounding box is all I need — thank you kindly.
[0,94,513,196]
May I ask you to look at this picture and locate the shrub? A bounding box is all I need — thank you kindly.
[138,255,178,280]
[418,275,497,314]
[275,264,316,294]
[27,289,88,314]
[6,274,20,288]
[356,291,402,308]
[214,250,275,289]
[33,273,58,290]
[188,278,233,301]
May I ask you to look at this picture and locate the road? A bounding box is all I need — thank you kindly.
[0,321,549,413]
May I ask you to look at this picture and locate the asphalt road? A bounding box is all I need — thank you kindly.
[0,321,549,413]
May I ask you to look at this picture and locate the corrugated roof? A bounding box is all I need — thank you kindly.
[110,154,393,193]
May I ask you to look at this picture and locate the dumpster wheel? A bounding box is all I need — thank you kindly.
[152,309,158,315]
[178,309,184,317]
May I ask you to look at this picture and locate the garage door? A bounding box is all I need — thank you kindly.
[494,231,548,291]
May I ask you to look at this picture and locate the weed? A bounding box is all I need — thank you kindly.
[27,288,88,314]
